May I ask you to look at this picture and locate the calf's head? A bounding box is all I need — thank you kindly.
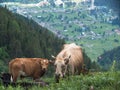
[40,59,49,71]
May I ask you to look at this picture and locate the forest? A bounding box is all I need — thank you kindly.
[0,6,65,72]
[98,46,120,71]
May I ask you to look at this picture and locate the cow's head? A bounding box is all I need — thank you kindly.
[40,59,50,71]
[52,55,71,82]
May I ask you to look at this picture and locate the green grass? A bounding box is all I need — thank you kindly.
[1,71,120,90]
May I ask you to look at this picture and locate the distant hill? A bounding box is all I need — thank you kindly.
[0,6,65,72]
[98,46,120,71]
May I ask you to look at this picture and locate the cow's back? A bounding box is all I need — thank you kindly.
[64,47,83,64]
[18,58,42,75]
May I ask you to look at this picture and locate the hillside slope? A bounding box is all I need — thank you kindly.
[0,6,65,72]
[98,46,120,70]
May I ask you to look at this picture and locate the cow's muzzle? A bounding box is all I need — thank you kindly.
[55,74,60,83]
[42,68,47,71]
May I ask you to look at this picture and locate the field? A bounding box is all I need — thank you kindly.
[0,71,120,90]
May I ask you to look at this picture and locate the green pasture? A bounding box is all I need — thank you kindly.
[0,71,120,90]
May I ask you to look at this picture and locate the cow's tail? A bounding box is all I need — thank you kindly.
[10,74,13,82]
[9,69,13,82]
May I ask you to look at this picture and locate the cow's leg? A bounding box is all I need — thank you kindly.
[33,72,40,82]
[20,75,25,81]
[12,73,19,82]
[78,68,82,75]
[71,65,75,75]
[78,69,81,75]
[12,70,20,82]
[63,65,68,77]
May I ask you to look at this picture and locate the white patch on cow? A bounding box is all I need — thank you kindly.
[10,76,13,82]
[19,71,26,76]
[43,60,46,62]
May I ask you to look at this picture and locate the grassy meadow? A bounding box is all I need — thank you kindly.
[0,71,120,90]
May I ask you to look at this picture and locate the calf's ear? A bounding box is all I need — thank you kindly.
[68,55,71,59]
[49,60,55,64]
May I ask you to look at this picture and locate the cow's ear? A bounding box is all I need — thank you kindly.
[64,55,71,65]
[68,55,71,59]
[49,60,55,64]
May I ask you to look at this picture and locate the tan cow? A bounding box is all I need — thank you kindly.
[52,43,84,82]
[9,58,50,82]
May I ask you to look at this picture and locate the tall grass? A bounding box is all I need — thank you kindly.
[0,71,120,90]
[0,61,120,90]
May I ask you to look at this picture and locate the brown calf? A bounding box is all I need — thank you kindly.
[9,58,50,82]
